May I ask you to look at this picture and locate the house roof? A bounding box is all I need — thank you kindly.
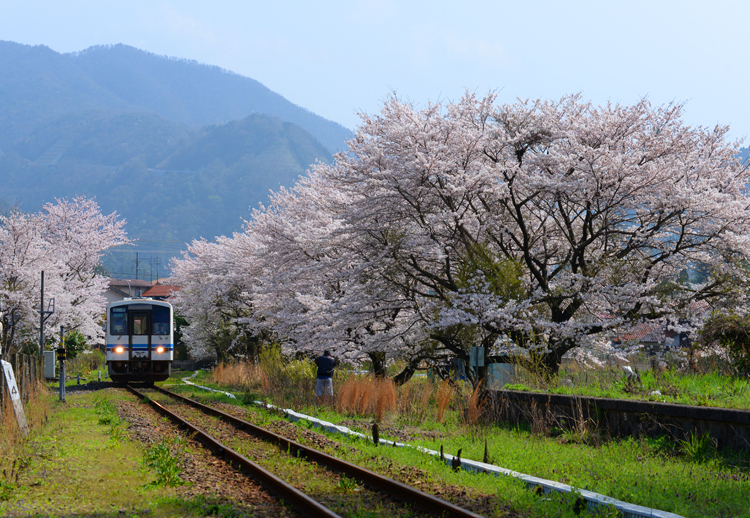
[108,279,153,289]
[612,322,665,344]
[143,285,180,298]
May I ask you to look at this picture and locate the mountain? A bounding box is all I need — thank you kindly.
[14,110,192,167]
[0,42,131,149]
[0,112,331,278]
[0,40,349,278]
[0,41,352,153]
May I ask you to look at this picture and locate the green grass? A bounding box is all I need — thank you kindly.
[510,366,750,410]
[0,389,270,518]
[409,424,749,517]
[172,373,750,518]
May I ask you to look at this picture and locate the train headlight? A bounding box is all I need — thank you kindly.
[115,346,124,353]
[156,346,165,353]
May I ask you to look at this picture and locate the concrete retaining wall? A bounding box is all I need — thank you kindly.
[491,389,750,451]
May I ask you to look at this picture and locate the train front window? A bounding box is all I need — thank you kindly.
[131,313,149,335]
[152,305,170,335]
[110,307,127,335]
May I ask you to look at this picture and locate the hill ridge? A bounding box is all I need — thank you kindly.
[0,40,352,153]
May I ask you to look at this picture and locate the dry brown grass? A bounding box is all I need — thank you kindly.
[210,357,475,425]
[336,375,397,421]
[464,383,487,426]
[209,361,276,395]
[0,380,49,459]
[435,379,453,423]
[395,378,436,423]
[210,353,317,408]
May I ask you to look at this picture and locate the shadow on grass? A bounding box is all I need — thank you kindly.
[9,494,281,518]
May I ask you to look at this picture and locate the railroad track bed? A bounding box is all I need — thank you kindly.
[128,384,507,518]
[115,390,298,518]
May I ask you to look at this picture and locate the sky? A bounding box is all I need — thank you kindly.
[1,0,749,141]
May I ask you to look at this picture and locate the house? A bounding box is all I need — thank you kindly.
[104,279,155,304]
[142,284,180,301]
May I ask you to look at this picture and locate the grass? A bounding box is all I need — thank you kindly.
[0,387,276,517]
[197,359,750,517]
[142,436,188,488]
[0,389,164,516]
[408,423,749,517]
[506,364,750,410]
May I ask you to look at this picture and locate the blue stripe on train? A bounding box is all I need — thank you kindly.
[107,344,174,350]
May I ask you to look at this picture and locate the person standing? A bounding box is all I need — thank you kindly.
[315,349,337,401]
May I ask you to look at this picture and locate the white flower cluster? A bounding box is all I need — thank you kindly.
[171,93,750,375]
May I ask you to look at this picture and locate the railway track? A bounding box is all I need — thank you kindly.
[126,384,486,518]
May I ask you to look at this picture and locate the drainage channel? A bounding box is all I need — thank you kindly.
[145,384,485,518]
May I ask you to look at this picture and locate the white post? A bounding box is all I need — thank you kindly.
[1,360,29,436]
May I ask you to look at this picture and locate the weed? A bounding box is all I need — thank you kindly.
[0,458,28,502]
[336,375,397,421]
[142,436,187,487]
[0,480,14,502]
[679,429,716,463]
[462,383,487,426]
[94,398,118,425]
[338,475,361,492]
[93,397,127,442]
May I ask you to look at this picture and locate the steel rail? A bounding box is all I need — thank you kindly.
[125,384,342,518]
[151,384,485,518]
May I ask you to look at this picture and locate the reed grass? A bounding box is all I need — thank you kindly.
[336,375,397,421]
[435,378,453,423]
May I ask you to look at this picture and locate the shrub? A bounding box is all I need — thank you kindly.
[698,311,750,376]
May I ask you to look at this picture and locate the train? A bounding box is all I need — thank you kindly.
[105,298,174,383]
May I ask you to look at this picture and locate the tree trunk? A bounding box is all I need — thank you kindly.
[368,351,387,378]
[537,349,563,378]
[391,354,427,385]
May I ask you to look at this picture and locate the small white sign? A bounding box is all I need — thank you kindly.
[2,360,29,437]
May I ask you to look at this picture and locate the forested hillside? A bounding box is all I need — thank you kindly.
[0,40,345,277]
[0,112,332,277]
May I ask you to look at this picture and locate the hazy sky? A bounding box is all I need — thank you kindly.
[2,0,748,140]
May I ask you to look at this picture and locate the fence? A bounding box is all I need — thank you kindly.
[0,353,43,409]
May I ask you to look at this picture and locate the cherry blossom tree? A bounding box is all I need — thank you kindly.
[170,235,263,361]
[173,93,750,382]
[312,93,750,377]
[0,197,128,355]
[248,172,429,373]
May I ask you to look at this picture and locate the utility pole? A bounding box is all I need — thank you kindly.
[135,252,139,280]
[57,326,66,402]
[146,257,161,284]
[39,271,55,356]
[39,271,44,355]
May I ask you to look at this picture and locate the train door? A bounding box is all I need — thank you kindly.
[129,311,151,360]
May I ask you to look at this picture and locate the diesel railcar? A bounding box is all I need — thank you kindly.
[105,298,173,382]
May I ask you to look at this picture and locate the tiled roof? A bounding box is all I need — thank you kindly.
[143,285,180,298]
[613,322,665,344]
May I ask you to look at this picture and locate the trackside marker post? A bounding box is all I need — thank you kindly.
[1,360,29,436]
[57,326,66,402]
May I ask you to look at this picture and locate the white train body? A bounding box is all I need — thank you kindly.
[106,298,173,382]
